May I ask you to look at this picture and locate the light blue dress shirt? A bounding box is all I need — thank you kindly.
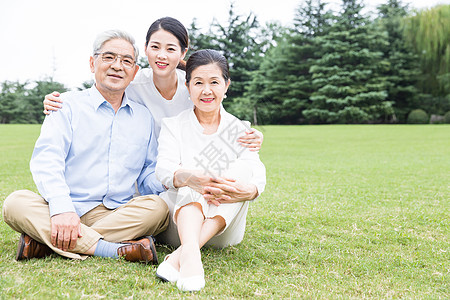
[30,86,164,217]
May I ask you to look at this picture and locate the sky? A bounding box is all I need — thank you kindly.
[0,0,448,90]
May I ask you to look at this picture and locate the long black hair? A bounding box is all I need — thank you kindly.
[145,17,189,70]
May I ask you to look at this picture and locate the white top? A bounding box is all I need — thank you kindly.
[126,68,193,137]
[156,107,266,196]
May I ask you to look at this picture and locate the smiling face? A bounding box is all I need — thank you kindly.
[187,63,231,114]
[144,29,187,77]
[89,38,138,97]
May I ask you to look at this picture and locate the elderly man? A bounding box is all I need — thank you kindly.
[2,30,168,263]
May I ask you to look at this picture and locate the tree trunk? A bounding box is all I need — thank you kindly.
[253,106,258,126]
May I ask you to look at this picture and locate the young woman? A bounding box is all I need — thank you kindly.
[155,49,266,292]
[43,17,263,149]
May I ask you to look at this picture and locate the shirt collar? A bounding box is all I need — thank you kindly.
[189,104,226,133]
[88,85,134,115]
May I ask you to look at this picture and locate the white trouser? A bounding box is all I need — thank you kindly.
[156,160,252,248]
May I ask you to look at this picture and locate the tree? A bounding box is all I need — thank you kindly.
[376,0,421,122]
[0,81,28,124]
[208,3,263,103]
[187,3,270,121]
[231,22,290,124]
[137,56,149,69]
[187,19,217,55]
[402,4,450,115]
[243,0,333,124]
[26,79,67,124]
[403,4,450,96]
[0,78,67,124]
[304,0,393,124]
[77,80,95,91]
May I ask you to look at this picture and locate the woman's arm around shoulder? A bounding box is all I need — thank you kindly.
[43,91,63,114]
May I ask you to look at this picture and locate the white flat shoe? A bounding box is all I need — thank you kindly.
[177,275,205,292]
[156,256,180,283]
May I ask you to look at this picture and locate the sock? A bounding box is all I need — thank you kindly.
[93,239,122,258]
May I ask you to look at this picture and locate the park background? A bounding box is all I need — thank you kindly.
[0,0,449,125]
[0,0,449,298]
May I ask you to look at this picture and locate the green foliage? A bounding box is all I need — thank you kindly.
[2,2,448,125]
[77,80,94,91]
[137,56,149,69]
[243,0,333,124]
[211,7,263,103]
[414,94,450,116]
[205,0,447,125]
[376,0,422,123]
[189,3,263,102]
[188,4,268,121]
[225,95,258,125]
[27,80,67,123]
[407,109,429,124]
[304,0,393,124]
[293,0,333,37]
[443,111,450,123]
[403,5,450,96]
[187,19,218,55]
[242,35,313,124]
[0,79,67,124]
[0,81,28,124]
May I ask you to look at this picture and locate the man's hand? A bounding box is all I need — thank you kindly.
[50,212,82,251]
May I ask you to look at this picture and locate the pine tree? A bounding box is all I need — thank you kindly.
[225,22,289,124]
[209,3,262,102]
[0,81,27,124]
[187,19,217,54]
[26,79,67,123]
[376,0,421,123]
[243,0,333,124]
[0,79,67,124]
[304,0,393,124]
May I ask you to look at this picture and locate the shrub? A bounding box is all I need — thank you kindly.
[407,109,429,124]
[444,111,450,124]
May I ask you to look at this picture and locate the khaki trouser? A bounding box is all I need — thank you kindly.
[2,190,169,259]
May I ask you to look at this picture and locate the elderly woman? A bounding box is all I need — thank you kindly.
[155,49,266,292]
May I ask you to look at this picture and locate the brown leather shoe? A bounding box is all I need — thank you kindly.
[118,236,158,264]
[16,233,53,261]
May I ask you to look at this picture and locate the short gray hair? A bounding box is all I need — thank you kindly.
[93,29,139,59]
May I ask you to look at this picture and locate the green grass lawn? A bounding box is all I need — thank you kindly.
[0,124,448,299]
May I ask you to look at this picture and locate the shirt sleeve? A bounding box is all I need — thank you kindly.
[30,105,76,217]
[155,118,182,189]
[235,120,266,198]
[238,148,266,199]
[137,115,165,195]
